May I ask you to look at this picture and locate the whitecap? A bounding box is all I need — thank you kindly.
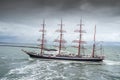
[28,57,34,61]
[1,60,67,80]
[103,60,120,65]
[0,56,6,59]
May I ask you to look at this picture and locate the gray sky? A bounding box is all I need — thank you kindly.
[0,0,120,43]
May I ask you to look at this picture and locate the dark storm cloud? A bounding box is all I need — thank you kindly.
[0,0,120,23]
[0,0,120,42]
[0,0,120,13]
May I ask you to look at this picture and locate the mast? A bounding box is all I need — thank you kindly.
[78,19,82,56]
[100,44,103,56]
[72,19,86,57]
[54,19,66,55]
[59,19,62,54]
[39,19,46,55]
[92,25,96,57]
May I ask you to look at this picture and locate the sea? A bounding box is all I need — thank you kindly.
[0,45,120,80]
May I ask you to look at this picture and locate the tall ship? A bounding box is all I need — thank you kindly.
[22,19,104,62]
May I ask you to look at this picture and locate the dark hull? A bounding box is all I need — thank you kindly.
[23,50,104,62]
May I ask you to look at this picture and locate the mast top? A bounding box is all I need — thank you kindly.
[41,19,45,26]
[94,25,96,42]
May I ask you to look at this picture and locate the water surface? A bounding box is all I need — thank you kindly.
[0,46,120,80]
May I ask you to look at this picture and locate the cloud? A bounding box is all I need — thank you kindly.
[1,0,120,16]
[0,0,120,43]
[0,21,40,43]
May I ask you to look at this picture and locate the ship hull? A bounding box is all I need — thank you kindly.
[29,55,103,62]
[22,50,104,62]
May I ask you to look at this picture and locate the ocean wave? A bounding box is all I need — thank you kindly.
[0,56,6,59]
[103,60,120,65]
[0,60,67,80]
